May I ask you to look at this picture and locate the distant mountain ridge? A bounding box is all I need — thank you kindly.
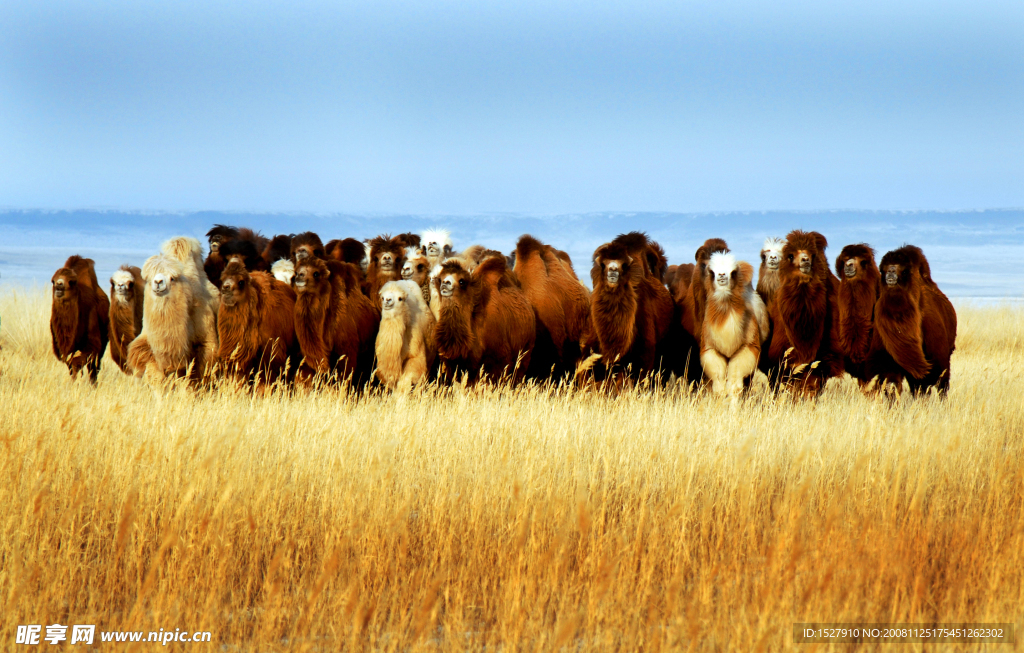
[2,209,1022,298]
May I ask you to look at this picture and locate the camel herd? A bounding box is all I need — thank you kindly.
[48,225,957,397]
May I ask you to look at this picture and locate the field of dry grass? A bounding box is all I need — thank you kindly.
[1,287,1022,651]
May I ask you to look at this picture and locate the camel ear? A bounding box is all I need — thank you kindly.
[627,255,634,265]
[813,232,828,253]
[736,261,754,288]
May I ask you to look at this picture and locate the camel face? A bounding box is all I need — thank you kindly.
[52,271,77,300]
[111,269,135,301]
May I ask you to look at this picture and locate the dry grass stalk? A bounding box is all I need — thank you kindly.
[1,289,1022,650]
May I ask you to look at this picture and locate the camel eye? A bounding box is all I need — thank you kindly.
[398,297,404,301]
[788,254,794,262]
[313,272,320,279]
[458,279,467,288]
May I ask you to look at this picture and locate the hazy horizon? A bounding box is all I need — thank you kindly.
[2,208,1022,299]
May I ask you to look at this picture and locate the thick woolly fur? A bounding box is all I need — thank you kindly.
[203,227,268,286]
[361,242,372,273]
[514,235,591,379]
[126,237,220,383]
[700,253,769,398]
[401,252,432,304]
[237,227,268,255]
[867,246,957,395]
[375,280,437,389]
[689,238,730,340]
[757,237,786,310]
[128,255,200,382]
[668,264,696,311]
[203,225,238,285]
[217,261,298,385]
[164,236,219,364]
[162,236,221,303]
[421,228,453,269]
[393,233,421,253]
[50,256,110,383]
[220,238,266,272]
[291,232,326,262]
[647,242,670,283]
[460,245,490,269]
[367,235,409,302]
[108,265,144,373]
[427,264,445,322]
[666,264,695,298]
[326,238,369,267]
[261,234,293,268]
[665,262,701,385]
[426,248,485,321]
[434,257,535,384]
[205,225,237,260]
[762,230,843,397]
[665,240,728,386]
[835,244,880,383]
[293,257,380,384]
[271,259,295,285]
[587,233,674,380]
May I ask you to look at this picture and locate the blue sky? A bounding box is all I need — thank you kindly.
[1,0,1021,214]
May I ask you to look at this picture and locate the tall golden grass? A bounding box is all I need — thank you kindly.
[1,287,1022,651]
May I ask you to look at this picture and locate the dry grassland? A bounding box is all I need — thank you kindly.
[1,287,1022,651]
